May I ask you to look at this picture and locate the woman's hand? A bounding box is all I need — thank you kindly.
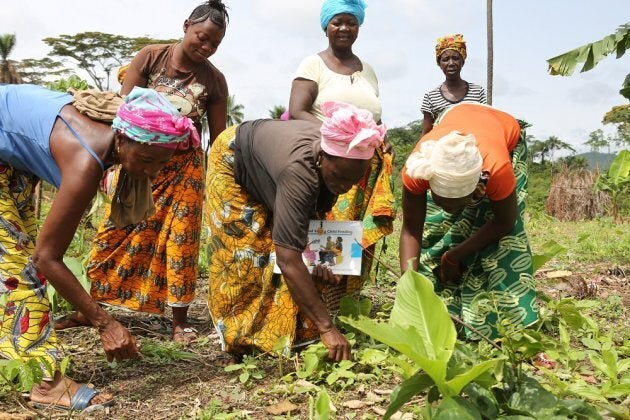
[311,264,342,285]
[320,327,352,361]
[440,251,463,285]
[98,318,139,362]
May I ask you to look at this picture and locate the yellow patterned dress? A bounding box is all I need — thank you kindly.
[0,165,59,376]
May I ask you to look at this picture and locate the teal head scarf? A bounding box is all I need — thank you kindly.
[320,0,367,31]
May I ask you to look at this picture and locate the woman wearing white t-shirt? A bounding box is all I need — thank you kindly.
[288,0,394,337]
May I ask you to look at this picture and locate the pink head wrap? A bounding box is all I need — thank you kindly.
[319,101,386,160]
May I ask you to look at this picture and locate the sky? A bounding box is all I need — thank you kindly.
[2,0,628,154]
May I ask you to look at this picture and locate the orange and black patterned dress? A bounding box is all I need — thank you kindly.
[88,44,227,314]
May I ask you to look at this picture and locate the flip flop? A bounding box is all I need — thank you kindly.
[31,384,114,412]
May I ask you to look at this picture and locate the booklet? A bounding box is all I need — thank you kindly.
[271,220,363,275]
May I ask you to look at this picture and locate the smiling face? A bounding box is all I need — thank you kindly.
[319,153,370,196]
[181,19,225,63]
[325,13,359,49]
[117,135,174,181]
[438,49,464,79]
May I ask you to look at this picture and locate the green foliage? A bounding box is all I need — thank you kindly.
[387,120,423,207]
[43,32,178,91]
[268,105,286,119]
[532,239,566,272]
[15,57,69,85]
[342,271,504,417]
[46,74,91,92]
[224,355,264,384]
[227,95,245,126]
[547,23,630,79]
[0,33,22,83]
[139,340,197,365]
[596,150,630,221]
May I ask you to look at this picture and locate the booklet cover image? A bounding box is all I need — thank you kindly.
[272,220,363,275]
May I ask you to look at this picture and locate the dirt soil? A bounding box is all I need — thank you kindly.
[0,263,627,419]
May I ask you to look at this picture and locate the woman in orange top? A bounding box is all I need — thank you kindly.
[400,102,538,340]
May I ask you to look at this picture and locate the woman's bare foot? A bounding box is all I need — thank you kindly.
[172,324,199,344]
[29,371,113,411]
[54,311,92,331]
[214,351,240,367]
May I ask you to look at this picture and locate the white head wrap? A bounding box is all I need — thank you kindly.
[405,131,483,198]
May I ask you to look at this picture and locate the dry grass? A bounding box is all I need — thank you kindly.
[545,168,610,221]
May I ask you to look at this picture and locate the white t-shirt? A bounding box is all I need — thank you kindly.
[294,54,382,123]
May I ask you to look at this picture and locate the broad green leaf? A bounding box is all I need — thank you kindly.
[445,359,505,395]
[342,317,449,390]
[547,24,630,76]
[389,270,456,360]
[508,376,558,416]
[532,240,566,272]
[566,382,608,403]
[603,383,630,399]
[433,396,482,420]
[315,388,331,420]
[272,335,291,356]
[607,150,630,184]
[462,383,499,420]
[384,373,434,420]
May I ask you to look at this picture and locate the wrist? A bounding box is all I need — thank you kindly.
[442,250,460,266]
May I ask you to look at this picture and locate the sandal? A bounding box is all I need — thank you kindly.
[172,326,199,344]
[31,384,114,412]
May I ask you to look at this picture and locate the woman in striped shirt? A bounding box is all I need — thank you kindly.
[420,34,486,136]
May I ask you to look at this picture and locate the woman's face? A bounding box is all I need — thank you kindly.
[438,49,464,78]
[326,13,359,49]
[431,191,473,214]
[320,154,369,196]
[181,19,225,63]
[118,136,174,181]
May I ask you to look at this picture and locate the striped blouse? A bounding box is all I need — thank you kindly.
[420,82,487,119]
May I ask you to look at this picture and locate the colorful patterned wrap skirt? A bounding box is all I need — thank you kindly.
[418,138,538,340]
[205,126,336,354]
[88,148,203,313]
[0,164,59,376]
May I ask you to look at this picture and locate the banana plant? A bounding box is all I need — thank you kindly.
[341,270,504,418]
[596,150,630,222]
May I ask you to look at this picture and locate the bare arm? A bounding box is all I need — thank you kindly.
[120,55,148,96]
[275,244,351,361]
[36,133,138,362]
[288,78,321,123]
[446,190,518,264]
[207,98,227,145]
[421,112,434,137]
[399,188,427,273]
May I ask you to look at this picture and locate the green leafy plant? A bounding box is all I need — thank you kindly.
[341,270,504,418]
[596,150,630,222]
[224,355,264,384]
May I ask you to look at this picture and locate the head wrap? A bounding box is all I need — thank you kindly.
[319,101,385,160]
[320,0,367,31]
[405,131,482,198]
[435,33,467,63]
[112,87,200,149]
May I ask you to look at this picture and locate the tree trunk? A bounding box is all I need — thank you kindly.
[486,0,494,105]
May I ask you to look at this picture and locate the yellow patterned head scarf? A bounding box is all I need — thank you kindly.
[435,34,467,64]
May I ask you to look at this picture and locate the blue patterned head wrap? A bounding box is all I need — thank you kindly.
[320,0,367,31]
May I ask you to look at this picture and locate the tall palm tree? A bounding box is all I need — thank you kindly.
[486,0,493,105]
[545,135,575,161]
[226,95,245,127]
[0,33,22,84]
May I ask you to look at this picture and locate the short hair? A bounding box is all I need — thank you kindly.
[188,0,230,28]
